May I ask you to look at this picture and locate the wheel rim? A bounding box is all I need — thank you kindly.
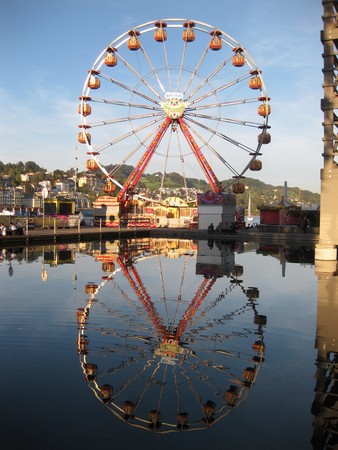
[79,18,270,202]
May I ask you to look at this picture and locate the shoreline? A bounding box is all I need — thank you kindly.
[0,225,320,248]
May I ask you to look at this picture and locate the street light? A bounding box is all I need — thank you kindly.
[42,187,48,229]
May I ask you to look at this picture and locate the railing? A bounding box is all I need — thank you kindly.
[0,215,80,230]
[94,217,153,229]
[120,217,152,228]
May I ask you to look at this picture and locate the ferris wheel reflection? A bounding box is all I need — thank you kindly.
[76,238,267,433]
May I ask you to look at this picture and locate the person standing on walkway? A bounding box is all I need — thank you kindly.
[9,222,17,235]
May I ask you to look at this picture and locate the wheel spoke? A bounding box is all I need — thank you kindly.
[188,73,252,106]
[176,132,190,202]
[182,47,209,97]
[177,38,188,93]
[88,111,165,128]
[108,141,149,175]
[185,116,256,154]
[99,72,159,105]
[181,119,243,177]
[139,45,166,94]
[184,54,233,101]
[90,97,163,112]
[159,130,172,202]
[94,116,166,153]
[186,97,260,111]
[114,52,164,99]
[185,112,263,128]
[162,38,172,92]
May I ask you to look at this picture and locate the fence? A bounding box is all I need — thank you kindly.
[0,215,80,230]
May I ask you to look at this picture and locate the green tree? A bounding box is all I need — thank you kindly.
[24,161,45,173]
[53,169,64,179]
[22,181,35,194]
[31,171,47,185]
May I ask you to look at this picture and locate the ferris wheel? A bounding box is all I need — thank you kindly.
[78,18,271,202]
[76,240,267,432]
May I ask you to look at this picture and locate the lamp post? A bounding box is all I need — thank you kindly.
[42,187,48,229]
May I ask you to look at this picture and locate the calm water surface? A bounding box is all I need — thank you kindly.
[0,237,336,450]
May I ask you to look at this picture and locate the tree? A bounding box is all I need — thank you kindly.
[22,181,35,194]
[24,161,45,173]
[53,169,64,179]
[31,171,47,185]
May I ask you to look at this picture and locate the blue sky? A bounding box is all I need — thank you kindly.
[0,0,323,193]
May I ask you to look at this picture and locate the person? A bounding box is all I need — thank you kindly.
[215,222,222,234]
[78,211,84,226]
[299,216,308,232]
[229,223,236,235]
[207,223,214,234]
[9,222,17,235]
[222,223,229,234]
[0,223,4,236]
[15,220,24,235]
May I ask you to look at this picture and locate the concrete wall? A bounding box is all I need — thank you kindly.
[197,192,236,230]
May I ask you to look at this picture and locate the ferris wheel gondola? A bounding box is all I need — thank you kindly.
[78,19,271,203]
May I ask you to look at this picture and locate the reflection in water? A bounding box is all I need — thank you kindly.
[0,238,329,447]
[312,267,338,449]
[0,247,22,277]
[76,238,267,432]
[257,244,314,277]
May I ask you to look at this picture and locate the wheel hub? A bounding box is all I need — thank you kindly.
[161,92,189,119]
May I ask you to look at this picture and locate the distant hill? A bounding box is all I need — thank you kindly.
[137,172,320,212]
[225,178,320,213]
[0,160,320,212]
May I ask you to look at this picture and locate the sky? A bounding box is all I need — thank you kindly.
[0,0,323,193]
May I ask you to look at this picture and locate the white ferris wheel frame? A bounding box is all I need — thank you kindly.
[79,18,270,202]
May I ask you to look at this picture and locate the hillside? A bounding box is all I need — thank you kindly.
[138,172,320,212]
[0,160,320,212]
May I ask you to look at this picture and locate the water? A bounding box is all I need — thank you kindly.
[0,238,335,450]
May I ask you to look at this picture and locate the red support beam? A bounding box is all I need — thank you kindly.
[117,117,171,202]
[178,118,223,193]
